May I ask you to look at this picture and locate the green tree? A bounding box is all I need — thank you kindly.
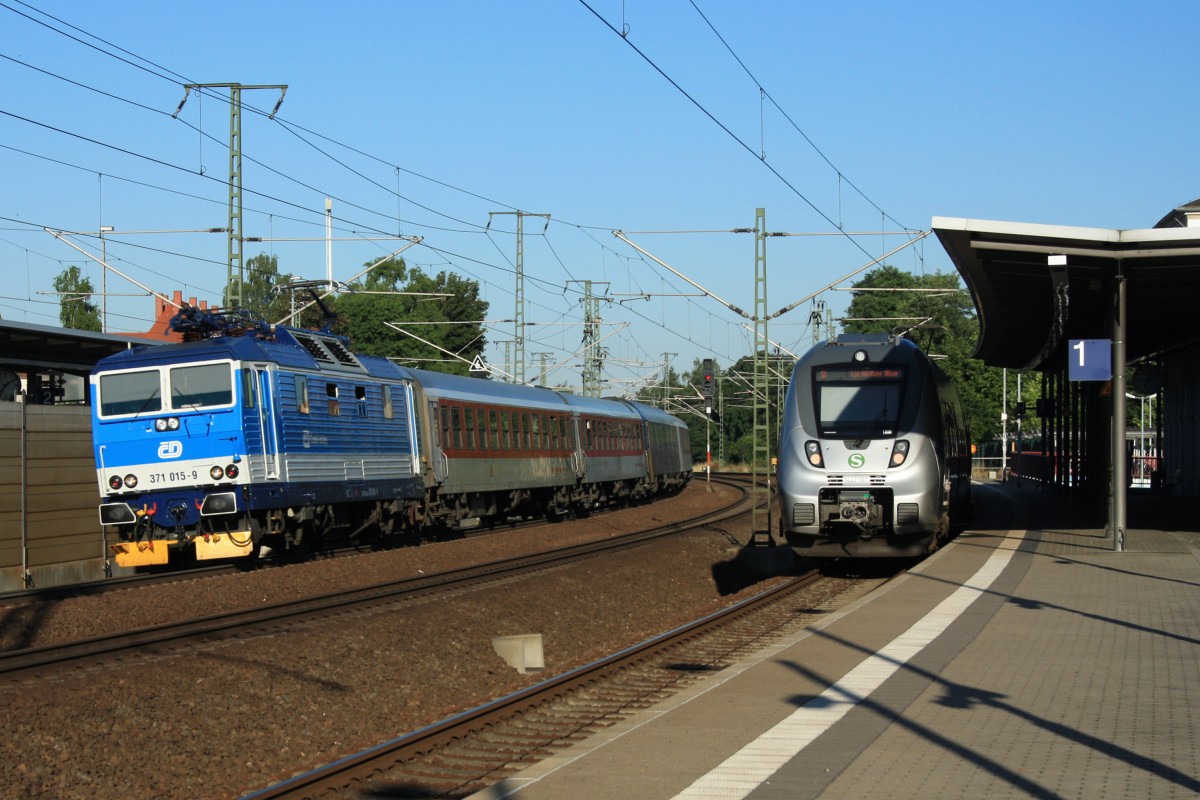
[221,253,300,322]
[53,266,101,331]
[334,258,489,375]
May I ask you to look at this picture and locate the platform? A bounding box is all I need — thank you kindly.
[470,480,1200,799]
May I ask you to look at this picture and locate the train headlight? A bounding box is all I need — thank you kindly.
[225,464,239,479]
[153,417,181,432]
[210,465,225,481]
[804,440,823,467]
[890,439,910,467]
[108,475,123,490]
[123,474,139,489]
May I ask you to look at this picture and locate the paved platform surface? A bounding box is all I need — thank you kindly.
[470,481,1200,800]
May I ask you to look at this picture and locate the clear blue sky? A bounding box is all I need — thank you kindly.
[1,0,1195,391]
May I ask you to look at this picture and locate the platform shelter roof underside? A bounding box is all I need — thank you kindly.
[0,319,160,376]
[933,215,1200,371]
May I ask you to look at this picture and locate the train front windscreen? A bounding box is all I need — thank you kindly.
[813,365,905,438]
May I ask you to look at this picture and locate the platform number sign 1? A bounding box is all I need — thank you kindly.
[1068,339,1112,381]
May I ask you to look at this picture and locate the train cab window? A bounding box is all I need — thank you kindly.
[98,369,162,417]
[326,383,340,416]
[814,366,904,436]
[383,385,394,419]
[296,375,310,414]
[170,363,233,410]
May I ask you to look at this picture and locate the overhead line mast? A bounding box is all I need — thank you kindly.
[173,83,288,309]
[488,211,550,384]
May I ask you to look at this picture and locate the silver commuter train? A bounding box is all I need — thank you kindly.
[776,332,972,557]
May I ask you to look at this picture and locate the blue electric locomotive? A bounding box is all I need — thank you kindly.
[93,317,424,562]
[92,308,691,566]
[775,333,972,557]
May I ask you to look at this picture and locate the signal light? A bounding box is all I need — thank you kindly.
[702,358,715,400]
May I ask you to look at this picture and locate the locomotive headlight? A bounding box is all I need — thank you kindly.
[123,474,139,489]
[209,465,225,481]
[853,350,868,362]
[804,440,823,467]
[225,464,239,479]
[154,417,181,432]
[108,475,123,490]
[167,416,180,431]
[890,439,910,467]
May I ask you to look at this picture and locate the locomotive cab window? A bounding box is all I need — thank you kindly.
[241,368,256,409]
[814,365,905,437]
[170,363,233,410]
[98,369,162,417]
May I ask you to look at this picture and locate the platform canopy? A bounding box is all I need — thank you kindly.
[0,319,160,375]
[933,206,1200,370]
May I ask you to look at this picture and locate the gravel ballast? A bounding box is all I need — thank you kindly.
[1,481,821,799]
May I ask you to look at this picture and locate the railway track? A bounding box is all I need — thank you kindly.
[241,565,885,799]
[0,476,753,680]
[1,478,754,608]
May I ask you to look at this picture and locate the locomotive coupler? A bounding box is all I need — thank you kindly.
[836,490,884,538]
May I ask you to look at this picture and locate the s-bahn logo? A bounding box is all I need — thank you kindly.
[847,453,866,469]
[158,440,183,459]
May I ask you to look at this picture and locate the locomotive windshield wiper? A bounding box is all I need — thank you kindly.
[851,405,890,447]
[132,387,161,418]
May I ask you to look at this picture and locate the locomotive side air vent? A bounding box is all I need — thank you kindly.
[293,332,333,363]
[292,331,365,372]
[322,337,362,368]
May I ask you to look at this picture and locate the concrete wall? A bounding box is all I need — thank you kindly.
[0,401,112,592]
